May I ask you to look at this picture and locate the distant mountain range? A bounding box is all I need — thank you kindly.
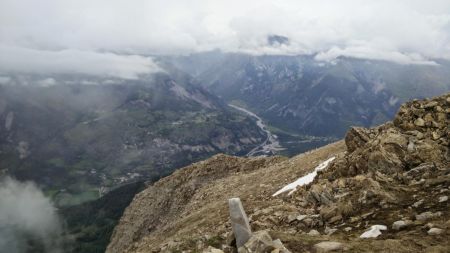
[163,52,450,137]
[2,52,449,206]
[0,70,265,206]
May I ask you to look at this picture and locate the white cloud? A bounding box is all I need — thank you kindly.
[0,45,162,79]
[0,0,449,72]
[0,177,63,253]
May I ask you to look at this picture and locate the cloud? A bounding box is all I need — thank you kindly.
[0,0,449,71]
[0,45,162,79]
[314,45,440,66]
[0,177,63,253]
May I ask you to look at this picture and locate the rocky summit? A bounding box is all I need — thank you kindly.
[108,93,449,253]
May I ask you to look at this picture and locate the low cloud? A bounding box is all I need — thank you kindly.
[314,45,440,65]
[0,177,63,253]
[0,45,162,79]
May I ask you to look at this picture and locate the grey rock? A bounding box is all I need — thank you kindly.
[205,246,225,253]
[392,220,412,230]
[296,215,307,221]
[229,198,252,248]
[407,140,415,153]
[307,229,321,236]
[412,199,424,208]
[427,228,444,235]
[238,231,280,253]
[272,239,292,253]
[414,118,425,127]
[423,101,438,109]
[313,241,345,253]
[287,213,299,223]
[416,211,442,222]
[438,196,448,203]
[324,227,338,235]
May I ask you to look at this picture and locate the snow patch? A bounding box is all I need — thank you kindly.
[360,225,387,238]
[272,157,335,197]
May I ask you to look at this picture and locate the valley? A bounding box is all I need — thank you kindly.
[228,104,283,156]
[0,72,266,206]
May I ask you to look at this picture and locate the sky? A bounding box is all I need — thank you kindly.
[1,0,449,77]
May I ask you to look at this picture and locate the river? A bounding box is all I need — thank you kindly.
[228,104,284,156]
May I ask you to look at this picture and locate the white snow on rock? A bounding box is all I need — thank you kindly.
[360,225,387,238]
[272,157,335,197]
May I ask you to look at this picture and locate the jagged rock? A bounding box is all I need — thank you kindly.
[229,198,252,248]
[345,127,371,153]
[238,231,290,253]
[427,228,444,235]
[287,213,299,223]
[313,242,345,253]
[392,220,412,230]
[272,239,292,253]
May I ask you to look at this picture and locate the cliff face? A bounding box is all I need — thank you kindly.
[108,93,449,253]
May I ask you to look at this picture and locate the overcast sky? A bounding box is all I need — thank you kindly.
[1,0,449,77]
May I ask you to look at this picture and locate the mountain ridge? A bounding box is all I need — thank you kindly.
[107,92,449,253]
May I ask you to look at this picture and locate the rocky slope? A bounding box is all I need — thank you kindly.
[108,93,449,253]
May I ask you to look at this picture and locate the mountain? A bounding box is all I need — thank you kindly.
[0,70,265,206]
[164,52,450,139]
[107,92,449,253]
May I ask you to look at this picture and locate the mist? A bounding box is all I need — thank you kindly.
[0,177,63,253]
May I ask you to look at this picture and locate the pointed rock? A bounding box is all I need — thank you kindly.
[229,198,252,248]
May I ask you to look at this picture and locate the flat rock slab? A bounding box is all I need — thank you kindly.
[228,198,252,248]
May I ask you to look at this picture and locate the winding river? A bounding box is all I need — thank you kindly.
[228,104,283,156]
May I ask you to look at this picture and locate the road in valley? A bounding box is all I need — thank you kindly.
[228,104,283,156]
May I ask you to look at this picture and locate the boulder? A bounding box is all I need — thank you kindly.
[229,198,252,248]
